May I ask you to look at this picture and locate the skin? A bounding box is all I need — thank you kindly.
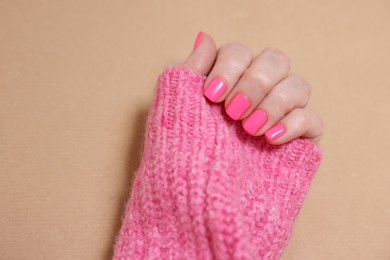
[183,32,323,145]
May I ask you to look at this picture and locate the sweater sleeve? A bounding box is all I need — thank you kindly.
[113,66,323,260]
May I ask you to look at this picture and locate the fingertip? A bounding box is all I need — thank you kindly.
[183,31,217,75]
[263,108,323,145]
[193,31,204,50]
[264,123,286,144]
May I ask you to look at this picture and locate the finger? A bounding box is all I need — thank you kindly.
[224,47,291,120]
[242,74,311,136]
[203,42,253,103]
[182,31,217,75]
[264,108,324,145]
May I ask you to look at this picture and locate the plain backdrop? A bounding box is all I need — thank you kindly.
[1,0,390,259]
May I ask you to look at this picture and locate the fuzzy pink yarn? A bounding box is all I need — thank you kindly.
[113,66,322,259]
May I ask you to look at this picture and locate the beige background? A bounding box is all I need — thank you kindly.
[1,0,390,259]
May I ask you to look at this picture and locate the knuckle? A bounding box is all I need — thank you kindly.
[305,109,324,138]
[289,74,311,91]
[275,91,292,112]
[294,109,308,127]
[263,47,291,68]
[220,42,253,58]
[289,74,311,101]
[226,59,247,75]
[246,69,274,90]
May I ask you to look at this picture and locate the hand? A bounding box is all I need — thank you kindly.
[183,32,323,145]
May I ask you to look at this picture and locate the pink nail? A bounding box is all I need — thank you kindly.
[242,109,268,135]
[226,93,250,120]
[193,31,204,49]
[265,124,285,141]
[204,77,227,102]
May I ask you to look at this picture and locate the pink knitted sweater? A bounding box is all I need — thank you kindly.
[113,66,322,259]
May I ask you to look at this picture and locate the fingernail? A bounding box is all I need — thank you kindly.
[193,31,204,49]
[226,93,250,120]
[204,77,227,102]
[242,109,268,135]
[265,124,285,141]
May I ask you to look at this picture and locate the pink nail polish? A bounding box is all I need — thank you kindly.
[226,93,250,120]
[265,124,285,141]
[204,77,227,102]
[242,109,268,135]
[193,31,204,49]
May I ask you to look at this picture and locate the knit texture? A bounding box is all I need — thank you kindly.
[113,66,322,259]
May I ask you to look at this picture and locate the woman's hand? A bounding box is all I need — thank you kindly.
[183,32,323,145]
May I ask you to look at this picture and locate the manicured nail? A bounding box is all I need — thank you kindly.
[242,109,268,135]
[226,93,250,120]
[204,77,227,102]
[193,31,204,49]
[265,124,285,141]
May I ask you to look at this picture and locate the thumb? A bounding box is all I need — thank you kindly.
[182,32,217,76]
